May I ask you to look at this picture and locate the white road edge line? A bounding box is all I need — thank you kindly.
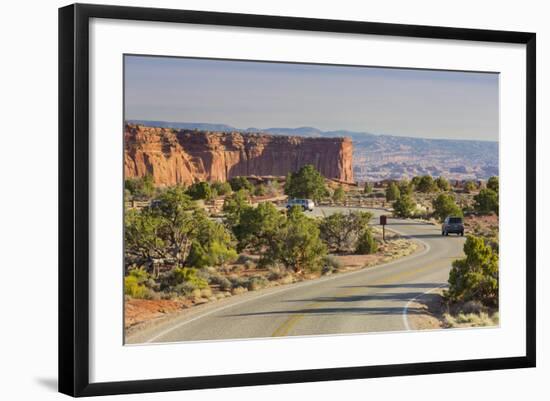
[402,284,447,331]
[143,215,432,344]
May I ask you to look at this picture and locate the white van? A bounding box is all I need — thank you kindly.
[286,198,315,212]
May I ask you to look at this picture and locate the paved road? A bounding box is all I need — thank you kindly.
[126,207,466,344]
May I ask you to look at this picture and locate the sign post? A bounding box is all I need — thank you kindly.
[380,215,387,241]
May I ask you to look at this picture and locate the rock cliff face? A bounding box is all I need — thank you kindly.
[124,124,353,186]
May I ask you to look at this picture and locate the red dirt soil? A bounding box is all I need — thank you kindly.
[125,298,192,329]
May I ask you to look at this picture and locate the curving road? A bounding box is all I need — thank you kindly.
[126,207,466,344]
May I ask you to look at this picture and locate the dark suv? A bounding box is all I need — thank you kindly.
[442,216,464,236]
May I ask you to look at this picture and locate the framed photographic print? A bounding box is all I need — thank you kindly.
[58,3,536,397]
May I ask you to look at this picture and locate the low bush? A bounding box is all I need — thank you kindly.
[231,264,246,273]
[323,255,342,271]
[443,312,498,328]
[247,276,269,291]
[232,286,248,295]
[186,181,214,200]
[144,291,161,301]
[211,181,232,196]
[461,300,486,314]
[124,269,153,298]
[160,267,209,293]
[160,291,178,300]
[209,274,233,291]
[196,268,212,282]
[173,282,198,296]
[244,260,257,270]
[228,275,250,289]
[254,184,267,196]
[279,275,295,285]
[236,254,254,264]
[229,176,254,192]
[355,229,378,254]
[124,275,149,298]
[267,265,286,281]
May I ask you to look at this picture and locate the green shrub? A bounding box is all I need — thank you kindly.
[231,202,285,257]
[186,239,238,269]
[487,176,499,192]
[266,180,281,196]
[415,175,437,193]
[146,187,198,267]
[277,207,327,273]
[319,211,373,253]
[474,188,499,215]
[397,179,413,196]
[186,181,214,200]
[355,229,378,254]
[463,181,477,193]
[124,174,155,199]
[284,164,329,202]
[254,184,267,196]
[223,189,251,227]
[332,185,346,203]
[446,235,499,306]
[161,267,208,292]
[211,181,232,196]
[392,195,416,218]
[435,176,450,191]
[385,182,400,201]
[432,193,463,222]
[229,176,254,192]
[128,268,149,282]
[363,182,373,194]
[124,275,149,298]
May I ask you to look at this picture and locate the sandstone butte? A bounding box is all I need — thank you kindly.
[124,124,354,186]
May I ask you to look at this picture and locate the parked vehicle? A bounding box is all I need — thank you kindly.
[441,216,464,236]
[286,198,315,211]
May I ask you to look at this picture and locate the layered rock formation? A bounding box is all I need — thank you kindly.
[124,124,353,186]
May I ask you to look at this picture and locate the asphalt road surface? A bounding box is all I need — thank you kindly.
[126,207,466,344]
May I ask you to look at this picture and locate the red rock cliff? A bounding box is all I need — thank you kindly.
[124,124,353,186]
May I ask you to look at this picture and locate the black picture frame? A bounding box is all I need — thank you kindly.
[59,3,536,397]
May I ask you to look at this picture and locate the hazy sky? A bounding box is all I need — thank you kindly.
[124,55,499,141]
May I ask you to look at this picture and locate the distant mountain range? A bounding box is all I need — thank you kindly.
[127,120,499,181]
[127,120,372,140]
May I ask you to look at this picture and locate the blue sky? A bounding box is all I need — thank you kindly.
[124,55,499,141]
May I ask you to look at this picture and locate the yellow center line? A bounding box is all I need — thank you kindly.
[270,257,462,337]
